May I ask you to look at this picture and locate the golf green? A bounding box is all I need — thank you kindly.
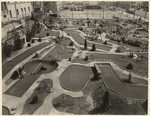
[59,65,94,91]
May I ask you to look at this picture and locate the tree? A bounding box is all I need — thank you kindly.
[102,91,109,111]
[92,44,96,51]
[13,39,24,50]
[96,27,103,40]
[86,20,91,27]
[126,63,133,70]
[2,43,13,58]
[84,39,87,50]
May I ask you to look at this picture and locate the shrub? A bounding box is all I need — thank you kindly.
[34,52,39,58]
[76,22,79,24]
[31,39,35,43]
[46,33,49,36]
[115,46,121,53]
[11,70,19,80]
[143,99,148,113]
[69,57,71,61]
[104,40,107,45]
[92,44,96,51]
[69,41,74,46]
[2,43,13,57]
[30,95,38,104]
[13,39,24,50]
[102,91,109,111]
[84,39,87,50]
[84,56,88,61]
[126,63,133,70]
[38,38,42,42]
[78,27,83,31]
[129,52,134,58]
[127,40,141,47]
[27,43,31,47]
[121,37,126,43]
[134,41,141,47]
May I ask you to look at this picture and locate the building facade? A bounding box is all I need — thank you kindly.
[1,2,33,23]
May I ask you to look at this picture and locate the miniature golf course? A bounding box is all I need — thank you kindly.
[4,60,58,97]
[2,106,10,115]
[67,30,112,51]
[98,63,148,99]
[2,42,50,78]
[4,40,75,97]
[59,65,94,91]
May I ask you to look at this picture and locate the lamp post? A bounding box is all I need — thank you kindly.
[102,7,104,19]
[72,4,74,19]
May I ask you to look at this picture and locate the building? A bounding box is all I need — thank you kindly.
[32,2,43,12]
[1,2,33,23]
[43,1,63,13]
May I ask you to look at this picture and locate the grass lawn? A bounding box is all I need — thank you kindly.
[35,29,60,38]
[68,30,112,51]
[87,53,148,76]
[2,106,10,115]
[43,38,75,60]
[22,79,52,115]
[115,69,148,85]
[59,65,94,91]
[53,77,146,114]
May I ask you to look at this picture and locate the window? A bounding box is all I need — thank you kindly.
[24,7,26,13]
[21,8,23,12]
[16,9,19,15]
[28,7,30,12]
[9,10,12,17]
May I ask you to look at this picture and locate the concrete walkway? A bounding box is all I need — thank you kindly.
[34,59,83,115]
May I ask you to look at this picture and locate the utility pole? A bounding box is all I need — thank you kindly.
[72,4,74,19]
[103,7,104,19]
